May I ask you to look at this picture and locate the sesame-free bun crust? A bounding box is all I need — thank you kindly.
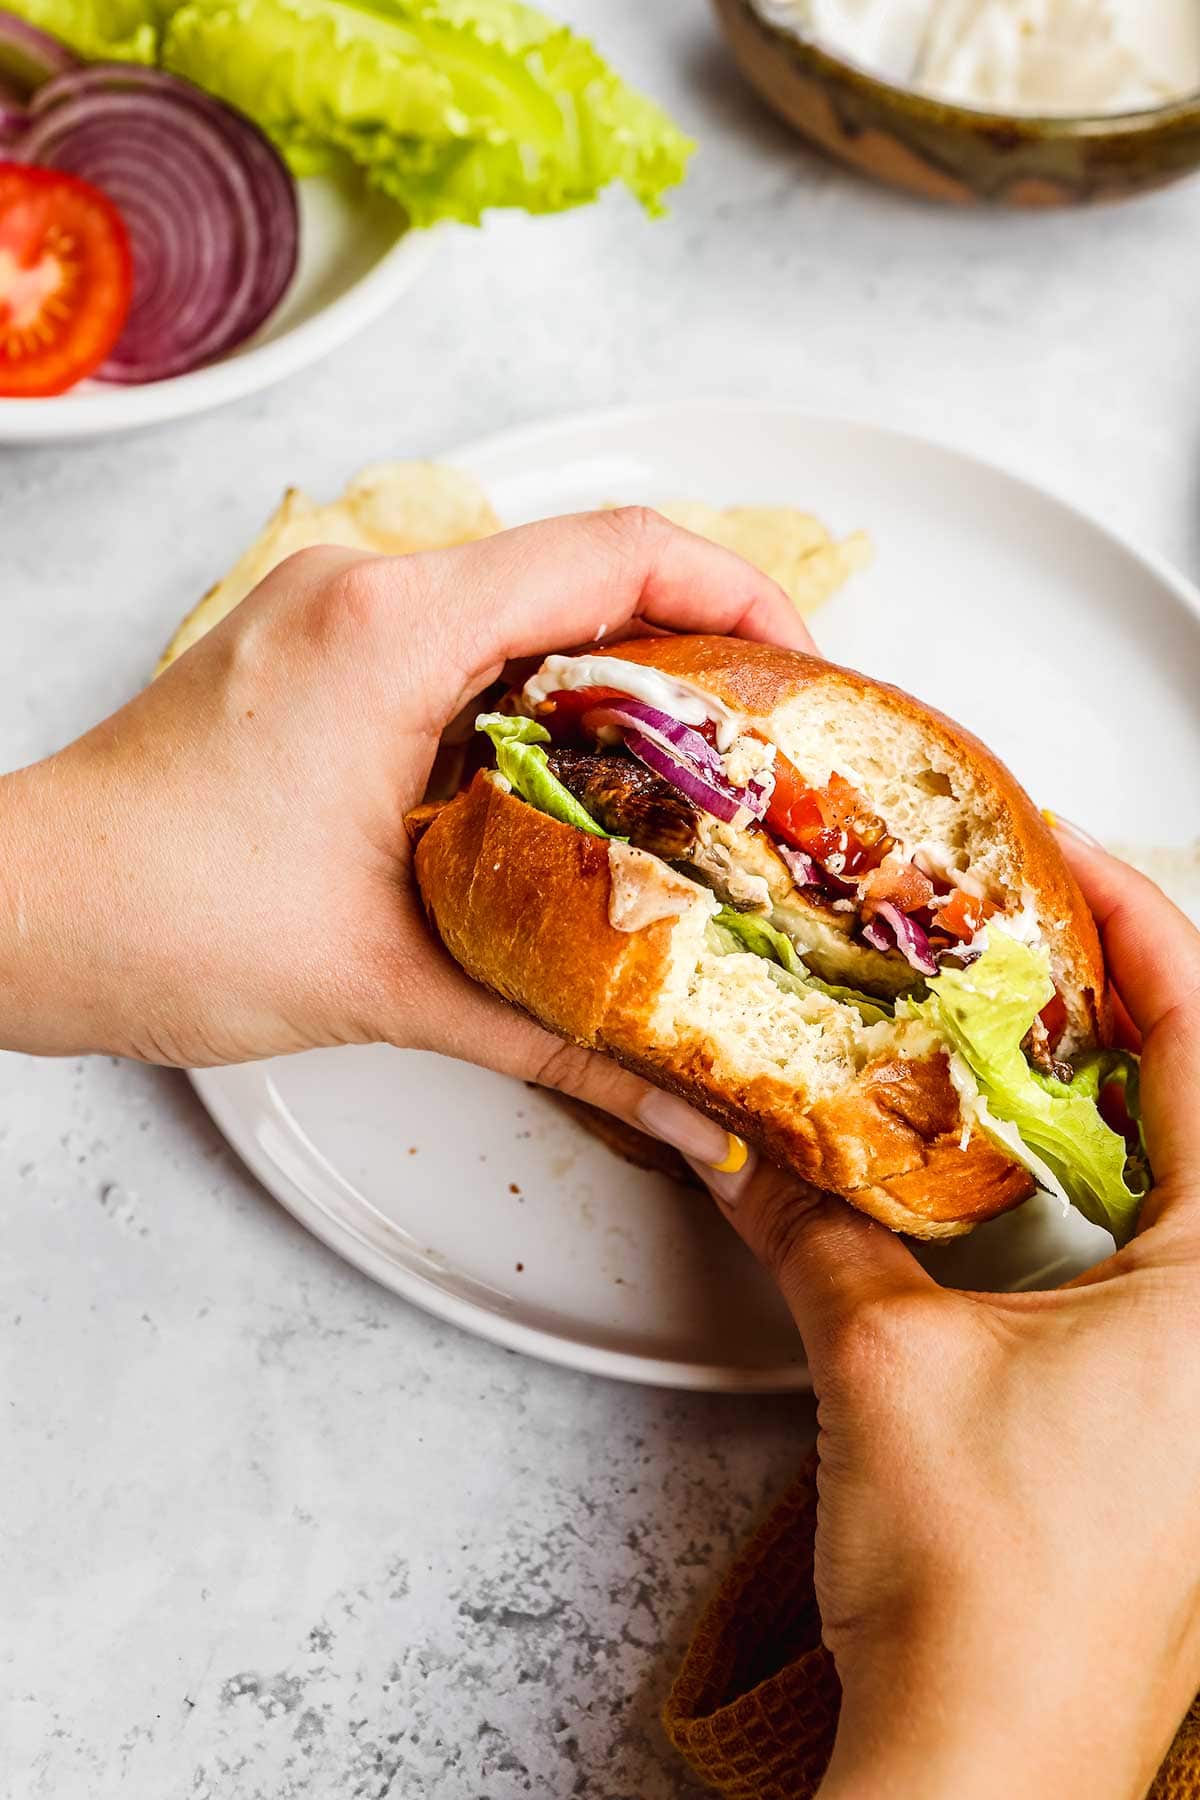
[588,637,1107,1042]
[413,638,1109,1240]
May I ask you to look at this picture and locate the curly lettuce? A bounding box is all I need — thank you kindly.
[0,0,160,63]
[162,0,693,223]
[907,929,1148,1245]
[3,0,692,221]
[475,713,616,839]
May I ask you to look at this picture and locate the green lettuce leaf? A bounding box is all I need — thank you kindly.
[711,908,893,1025]
[0,0,160,64]
[909,929,1148,1245]
[475,713,615,839]
[162,0,693,224]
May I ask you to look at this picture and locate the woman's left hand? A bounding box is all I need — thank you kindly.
[1,507,810,1145]
[684,835,1200,1800]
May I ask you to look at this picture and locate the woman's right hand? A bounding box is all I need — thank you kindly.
[690,833,1200,1800]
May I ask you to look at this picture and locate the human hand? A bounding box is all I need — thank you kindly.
[685,833,1200,1800]
[0,508,812,1146]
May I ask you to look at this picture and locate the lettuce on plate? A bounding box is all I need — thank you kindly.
[475,714,616,839]
[161,0,693,222]
[908,928,1148,1245]
[2,0,159,62]
[5,0,692,220]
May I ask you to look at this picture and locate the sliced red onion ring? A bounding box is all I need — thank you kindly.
[777,843,822,887]
[624,730,755,827]
[586,700,724,777]
[585,697,775,823]
[861,903,939,976]
[22,65,298,383]
[0,11,79,97]
[0,85,26,143]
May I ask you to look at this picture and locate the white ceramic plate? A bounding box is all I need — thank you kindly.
[0,168,431,444]
[192,403,1200,1391]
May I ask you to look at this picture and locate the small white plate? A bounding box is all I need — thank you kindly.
[0,168,431,443]
[192,403,1200,1391]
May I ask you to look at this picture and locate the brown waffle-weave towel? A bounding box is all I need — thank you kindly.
[663,1450,1200,1799]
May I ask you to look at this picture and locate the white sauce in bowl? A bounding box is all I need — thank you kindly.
[753,0,1200,115]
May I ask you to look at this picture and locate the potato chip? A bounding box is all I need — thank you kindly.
[653,501,871,618]
[156,462,502,673]
[157,467,868,676]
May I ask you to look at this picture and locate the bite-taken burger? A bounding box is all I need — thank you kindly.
[412,636,1147,1243]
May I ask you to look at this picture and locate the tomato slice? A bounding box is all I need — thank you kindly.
[930,887,999,942]
[861,859,936,915]
[766,755,888,876]
[536,686,625,741]
[0,164,133,397]
[765,754,823,846]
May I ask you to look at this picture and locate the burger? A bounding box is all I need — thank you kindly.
[412,636,1146,1242]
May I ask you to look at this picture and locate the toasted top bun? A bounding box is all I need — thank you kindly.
[414,637,1109,1239]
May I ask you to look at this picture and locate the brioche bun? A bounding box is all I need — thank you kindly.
[414,637,1109,1240]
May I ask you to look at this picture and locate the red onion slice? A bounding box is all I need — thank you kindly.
[584,698,773,824]
[624,731,753,827]
[0,85,26,143]
[22,64,298,383]
[0,11,79,97]
[777,843,822,887]
[585,700,724,777]
[47,66,298,360]
[862,903,939,976]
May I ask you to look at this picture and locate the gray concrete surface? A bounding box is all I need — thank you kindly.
[5,2,1200,1794]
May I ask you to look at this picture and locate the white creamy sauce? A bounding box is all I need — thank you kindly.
[522,655,746,751]
[606,843,711,932]
[754,0,1200,114]
[912,841,982,894]
[1001,892,1044,945]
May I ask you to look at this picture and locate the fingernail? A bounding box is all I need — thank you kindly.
[1042,808,1102,849]
[683,1149,758,1207]
[637,1089,746,1172]
[711,1133,750,1176]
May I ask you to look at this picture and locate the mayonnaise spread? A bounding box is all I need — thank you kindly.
[522,655,745,752]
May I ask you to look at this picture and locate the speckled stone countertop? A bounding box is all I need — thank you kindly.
[4,4,1200,1796]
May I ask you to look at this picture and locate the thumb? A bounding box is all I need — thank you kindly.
[687,1153,934,1374]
